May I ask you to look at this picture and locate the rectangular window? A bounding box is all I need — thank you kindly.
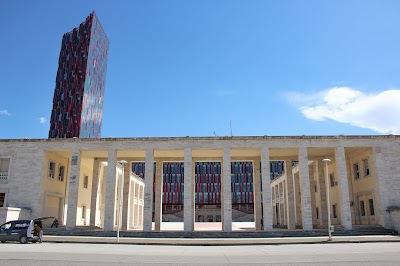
[0,193,5,207]
[82,205,86,219]
[332,204,337,218]
[315,182,318,192]
[0,158,10,172]
[360,200,366,216]
[83,175,89,189]
[316,207,319,219]
[330,173,335,187]
[49,162,56,179]
[353,163,360,179]
[363,159,370,176]
[58,165,65,181]
[369,199,375,216]
[0,158,10,181]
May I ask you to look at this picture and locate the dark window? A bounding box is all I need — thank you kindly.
[354,163,360,179]
[83,175,88,189]
[58,165,65,181]
[82,205,86,219]
[14,222,29,229]
[330,173,335,187]
[369,199,375,216]
[0,193,5,207]
[363,159,370,176]
[333,204,337,218]
[315,183,318,192]
[316,207,319,219]
[360,200,366,216]
[49,162,56,179]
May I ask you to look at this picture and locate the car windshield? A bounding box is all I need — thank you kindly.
[0,223,12,230]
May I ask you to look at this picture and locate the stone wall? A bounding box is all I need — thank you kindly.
[388,207,400,234]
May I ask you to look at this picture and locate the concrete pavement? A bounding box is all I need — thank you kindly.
[42,234,400,245]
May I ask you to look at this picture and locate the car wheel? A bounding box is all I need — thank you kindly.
[19,235,28,244]
[31,240,38,243]
[1,241,5,243]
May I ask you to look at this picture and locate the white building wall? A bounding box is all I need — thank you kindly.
[76,157,94,226]
[1,136,400,231]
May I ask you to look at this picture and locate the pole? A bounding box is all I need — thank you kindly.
[323,159,332,241]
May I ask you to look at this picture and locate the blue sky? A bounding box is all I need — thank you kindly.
[1,0,400,138]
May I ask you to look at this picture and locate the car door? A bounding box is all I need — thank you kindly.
[10,222,25,241]
[0,222,12,241]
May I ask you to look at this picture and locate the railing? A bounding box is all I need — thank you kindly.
[0,172,8,181]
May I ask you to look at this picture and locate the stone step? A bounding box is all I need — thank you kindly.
[43,225,396,238]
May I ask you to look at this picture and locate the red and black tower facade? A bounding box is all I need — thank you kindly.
[49,12,109,138]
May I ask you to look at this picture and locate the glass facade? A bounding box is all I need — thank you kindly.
[131,161,285,206]
[49,12,109,138]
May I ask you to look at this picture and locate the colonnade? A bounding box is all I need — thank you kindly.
[65,146,354,232]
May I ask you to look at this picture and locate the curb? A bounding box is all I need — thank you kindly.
[42,235,400,246]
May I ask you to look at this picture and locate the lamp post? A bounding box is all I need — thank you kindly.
[322,158,332,241]
[117,160,127,242]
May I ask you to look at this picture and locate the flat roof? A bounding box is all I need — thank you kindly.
[0,135,398,143]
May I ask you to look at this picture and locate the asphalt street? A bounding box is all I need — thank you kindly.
[0,242,399,265]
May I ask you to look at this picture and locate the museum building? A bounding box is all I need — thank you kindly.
[1,135,399,232]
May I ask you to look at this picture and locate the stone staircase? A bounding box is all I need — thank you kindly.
[44,224,396,238]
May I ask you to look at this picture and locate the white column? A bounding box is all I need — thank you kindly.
[143,149,154,232]
[140,185,144,227]
[66,149,81,228]
[278,182,283,225]
[121,163,131,230]
[129,180,135,229]
[184,148,194,232]
[371,147,391,228]
[309,164,317,226]
[89,159,100,226]
[299,147,313,230]
[314,160,328,227]
[154,159,163,231]
[222,147,232,232]
[282,183,286,225]
[261,147,273,231]
[293,173,302,226]
[103,149,117,231]
[135,183,140,227]
[335,146,352,230]
[284,160,296,229]
[253,159,262,230]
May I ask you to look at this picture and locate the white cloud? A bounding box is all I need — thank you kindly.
[39,117,47,124]
[291,87,400,134]
[0,110,10,116]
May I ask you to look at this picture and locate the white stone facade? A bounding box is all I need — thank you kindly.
[0,135,399,232]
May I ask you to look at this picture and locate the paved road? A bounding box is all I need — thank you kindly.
[0,242,399,265]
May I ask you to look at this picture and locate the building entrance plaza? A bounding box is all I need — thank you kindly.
[1,135,400,234]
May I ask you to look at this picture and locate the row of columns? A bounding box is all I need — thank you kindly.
[272,149,353,230]
[65,146,353,231]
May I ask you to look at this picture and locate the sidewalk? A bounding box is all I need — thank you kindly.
[42,235,400,245]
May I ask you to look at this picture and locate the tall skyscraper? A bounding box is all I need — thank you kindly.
[49,12,109,138]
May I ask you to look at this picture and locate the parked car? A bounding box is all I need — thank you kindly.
[0,220,40,244]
